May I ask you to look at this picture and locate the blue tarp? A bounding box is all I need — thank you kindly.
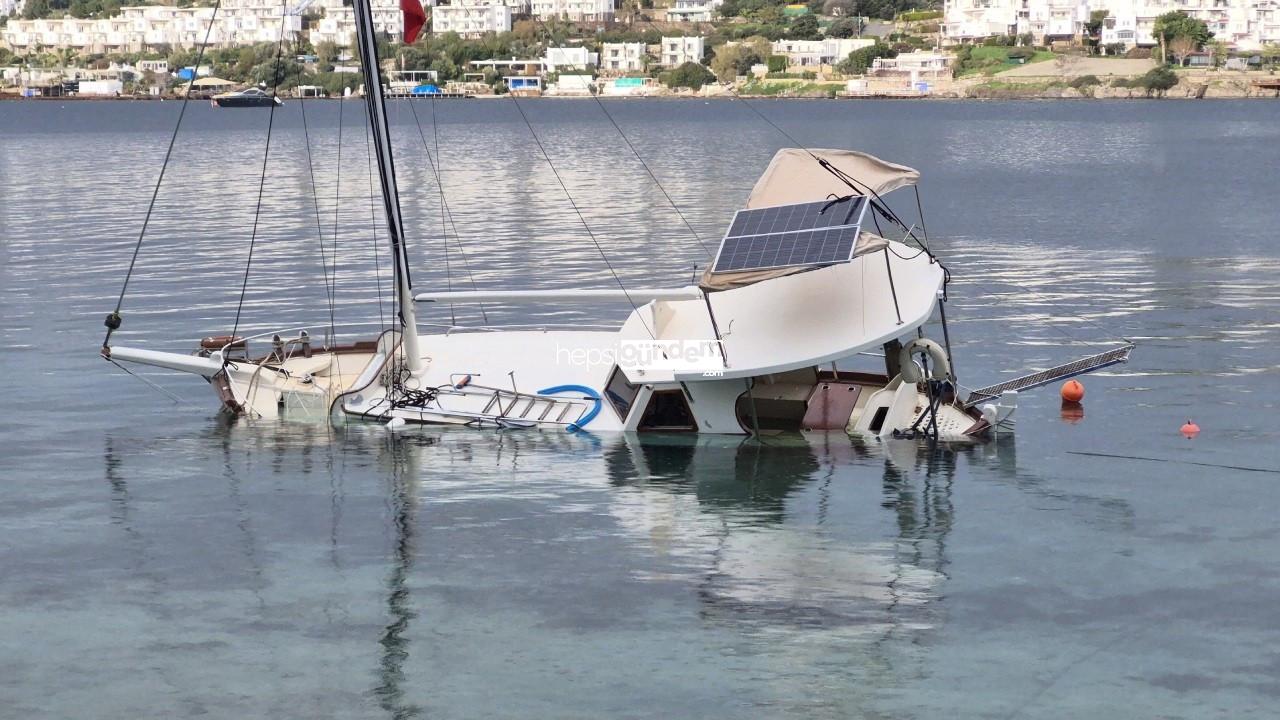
[411,84,442,95]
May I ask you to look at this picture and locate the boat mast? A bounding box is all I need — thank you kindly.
[353,0,423,373]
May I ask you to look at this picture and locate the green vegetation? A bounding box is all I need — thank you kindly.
[1111,66,1178,96]
[719,0,930,26]
[953,45,1056,77]
[1068,74,1101,88]
[709,36,770,82]
[664,61,715,90]
[834,41,896,75]
[740,79,844,97]
[896,9,941,22]
[788,13,820,40]
[19,0,122,19]
[1151,11,1212,64]
[824,17,862,39]
[1083,9,1107,55]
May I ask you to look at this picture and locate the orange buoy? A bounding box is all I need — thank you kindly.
[1060,379,1085,403]
[1181,420,1200,438]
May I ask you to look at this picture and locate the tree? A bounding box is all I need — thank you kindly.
[823,0,857,15]
[1084,9,1107,54]
[1261,44,1280,68]
[710,41,768,82]
[1168,34,1196,66]
[835,41,896,75]
[22,0,50,20]
[1151,11,1211,63]
[665,61,715,90]
[825,17,861,38]
[754,4,785,25]
[1209,39,1228,68]
[314,40,340,72]
[788,13,820,40]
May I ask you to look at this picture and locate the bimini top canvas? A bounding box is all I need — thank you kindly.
[745,148,919,209]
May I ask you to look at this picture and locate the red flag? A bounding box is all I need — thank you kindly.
[401,0,426,44]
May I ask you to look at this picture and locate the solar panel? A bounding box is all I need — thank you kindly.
[712,196,867,274]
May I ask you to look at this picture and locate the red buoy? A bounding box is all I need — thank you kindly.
[1181,420,1200,437]
[1061,379,1085,403]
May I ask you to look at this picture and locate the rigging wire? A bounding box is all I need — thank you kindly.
[106,357,198,408]
[298,89,339,346]
[431,96,455,325]
[363,98,390,331]
[405,97,488,324]
[530,16,713,259]
[582,94,714,258]
[506,94,656,339]
[101,0,223,351]
[231,7,291,340]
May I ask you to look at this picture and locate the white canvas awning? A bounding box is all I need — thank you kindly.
[745,148,919,208]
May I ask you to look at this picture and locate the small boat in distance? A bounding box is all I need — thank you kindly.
[212,87,283,108]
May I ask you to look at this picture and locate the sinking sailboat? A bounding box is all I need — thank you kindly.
[100,0,1130,441]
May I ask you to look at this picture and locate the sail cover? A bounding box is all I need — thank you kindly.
[699,149,917,291]
[745,148,919,209]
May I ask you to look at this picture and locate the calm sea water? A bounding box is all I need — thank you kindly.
[2,98,1279,719]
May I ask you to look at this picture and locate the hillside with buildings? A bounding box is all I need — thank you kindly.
[1,0,1278,97]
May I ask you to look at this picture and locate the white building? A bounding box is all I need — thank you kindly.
[600,41,645,72]
[1,0,309,54]
[942,0,1018,42]
[659,35,704,67]
[431,4,512,38]
[771,37,876,66]
[543,45,597,71]
[871,50,955,73]
[1099,0,1273,50]
[308,0,404,47]
[453,0,529,10]
[77,78,123,95]
[943,0,1280,51]
[530,0,613,21]
[942,0,1085,44]
[664,0,723,22]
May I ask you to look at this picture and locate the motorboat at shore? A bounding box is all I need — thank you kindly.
[211,87,283,108]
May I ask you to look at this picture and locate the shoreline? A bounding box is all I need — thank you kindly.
[3,91,1277,101]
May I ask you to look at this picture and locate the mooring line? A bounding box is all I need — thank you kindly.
[1067,450,1280,475]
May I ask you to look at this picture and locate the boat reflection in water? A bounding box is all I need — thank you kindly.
[349,428,1005,713]
[602,435,954,633]
[102,420,1031,715]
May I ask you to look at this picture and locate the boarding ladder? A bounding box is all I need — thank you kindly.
[463,386,591,425]
[963,344,1134,409]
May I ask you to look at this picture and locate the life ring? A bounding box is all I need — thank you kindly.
[536,384,601,433]
[898,338,951,384]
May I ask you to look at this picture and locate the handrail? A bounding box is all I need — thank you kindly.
[216,321,620,355]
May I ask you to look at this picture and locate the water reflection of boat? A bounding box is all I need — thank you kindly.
[95,422,1138,714]
[597,434,953,638]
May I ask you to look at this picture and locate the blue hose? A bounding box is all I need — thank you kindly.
[536,384,601,433]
